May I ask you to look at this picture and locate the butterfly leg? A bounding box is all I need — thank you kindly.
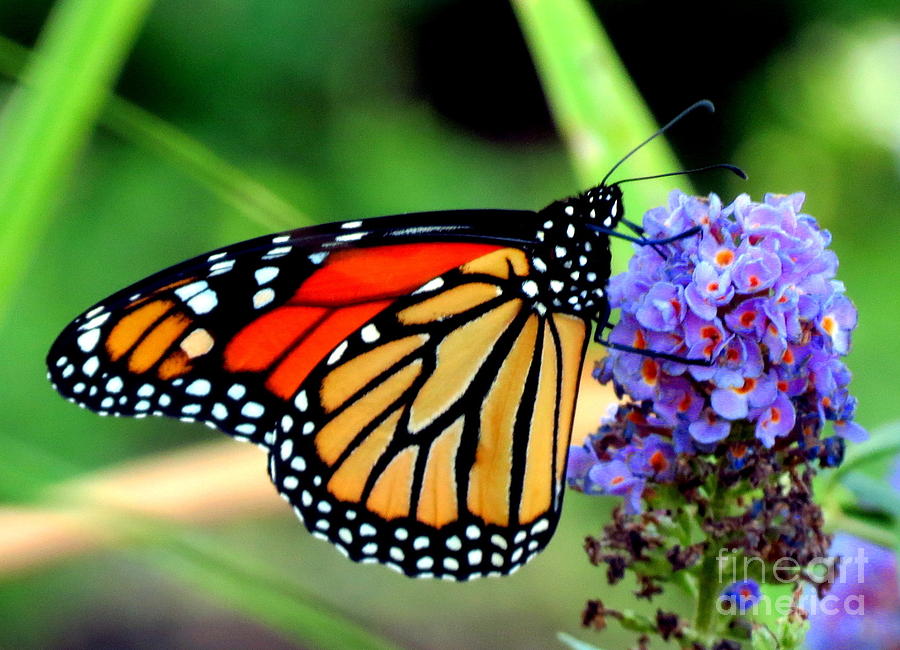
[585,224,701,247]
[592,318,713,366]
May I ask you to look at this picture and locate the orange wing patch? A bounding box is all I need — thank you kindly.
[397,282,500,325]
[314,361,422,466]
[106,300,173,361]
[367,446,419,520]
[408,299,522,433]
[129,313,191,373]
[327,408,403,502]
[417,417,465,527]
[319,334,429,413]
[518,322,559,523]
[292,243,502,305]
[552,313,587,481]
[467,315,538,526]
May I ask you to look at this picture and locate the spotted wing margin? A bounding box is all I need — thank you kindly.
[269,248,589,580]
[46,210,539,445]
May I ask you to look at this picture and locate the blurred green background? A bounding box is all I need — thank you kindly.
[0,0,897,648]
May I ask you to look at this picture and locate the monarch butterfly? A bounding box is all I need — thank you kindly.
[47,101,741,580]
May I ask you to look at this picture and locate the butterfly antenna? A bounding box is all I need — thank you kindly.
[600,99,715,187]
[614,163,748,185]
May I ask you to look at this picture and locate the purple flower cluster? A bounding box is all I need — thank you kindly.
[600,190,864,448]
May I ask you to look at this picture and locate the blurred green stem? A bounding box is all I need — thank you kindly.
[0,0,154,323]
[512,0,692,273]
[0,36,309,238]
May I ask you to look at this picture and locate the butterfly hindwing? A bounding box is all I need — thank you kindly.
[267,247,589,579]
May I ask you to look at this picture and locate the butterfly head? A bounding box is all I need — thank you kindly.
[580,183,625,231]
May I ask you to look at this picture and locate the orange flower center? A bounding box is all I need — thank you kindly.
[649,450,668,473]
[715,249,734,266]
[734,377,756,395]
[633,330,647,349]
[641,359,660,384]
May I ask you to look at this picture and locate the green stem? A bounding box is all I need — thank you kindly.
[693,479,726,637]
[693,548,722,635]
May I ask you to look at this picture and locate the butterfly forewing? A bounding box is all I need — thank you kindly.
[46,212,535,446]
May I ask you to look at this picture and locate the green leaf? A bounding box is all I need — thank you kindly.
[0,0,154,323]
[512,0,693,273]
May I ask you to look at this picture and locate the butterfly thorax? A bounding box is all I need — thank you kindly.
[528,184,622,322]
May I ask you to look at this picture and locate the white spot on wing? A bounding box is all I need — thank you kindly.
[336,232,365,242]
[361,324,380,343]
[521,280,538,297]
[175,281,208,301]
[79,313,109,330]
[77,329,100,353]
[254,266,279,285]
[253,288,275,309]
[264,246,292,259]
[186,379,211,396]
[341,220,362,229]
[187,289,218,314]
[327,341,348,365]
[414,277,444,294]
[308,252,328,265]
[209,260,234,275]
[241,401,265,418]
